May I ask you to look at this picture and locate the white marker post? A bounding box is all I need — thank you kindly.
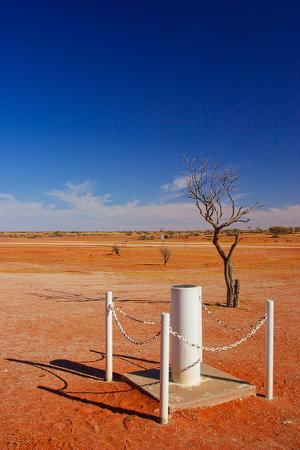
[171,285,202,385]
[105,291,113,381]
[160,313,170,424]
[265,300,274,400]
[199,286,203,363]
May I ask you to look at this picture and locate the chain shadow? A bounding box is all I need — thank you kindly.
[6,357,136,395]
[38,385,158,422]
[7,358,69,389]
[7,358,158,421]
[6,357,106,382]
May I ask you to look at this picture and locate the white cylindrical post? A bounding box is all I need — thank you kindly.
[171,285,202,385]
[160,313,170,425]
[199,286,203,364]
[105,291,113,382]
[265,300,274,400]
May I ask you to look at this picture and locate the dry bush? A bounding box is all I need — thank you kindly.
[160,246,172,266]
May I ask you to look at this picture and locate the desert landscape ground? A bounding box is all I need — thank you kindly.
[0,231,299,449]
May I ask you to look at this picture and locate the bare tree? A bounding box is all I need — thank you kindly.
[184,156,263,307]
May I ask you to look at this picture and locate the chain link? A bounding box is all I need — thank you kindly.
[107,298,268,351]
[201,300,267,331]
[108,305,161,345]
[170,313,267,352]
[113,304,160,325]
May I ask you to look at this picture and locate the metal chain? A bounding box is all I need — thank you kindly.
[169,313,267,352]
[108,305,161,345]
[201,300,267,331]
[113,304,160,325]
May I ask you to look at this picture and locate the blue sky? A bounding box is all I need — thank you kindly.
[0,0,299,231]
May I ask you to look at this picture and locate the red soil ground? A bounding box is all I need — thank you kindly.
[0,233,299,449]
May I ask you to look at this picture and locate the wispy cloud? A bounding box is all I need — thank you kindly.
[0,182,299,231]
[160,176,187,193]
[45,181,111,211]
[0,193,46,218]
[158,176,187,203]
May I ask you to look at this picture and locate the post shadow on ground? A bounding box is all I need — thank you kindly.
[6,358,106,391]
[37,385,158,422]
[90,350,159,369]
[8,356,256,388]
[7,349,160,380]
[6,357,159,422]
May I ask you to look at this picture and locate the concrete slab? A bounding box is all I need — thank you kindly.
[122,363,256,412]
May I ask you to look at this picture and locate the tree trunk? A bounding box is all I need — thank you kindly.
[234,279,240,308]
[224,256,234,307]
[213,229,241,308]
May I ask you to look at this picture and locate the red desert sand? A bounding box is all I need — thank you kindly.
[0,232,299,449]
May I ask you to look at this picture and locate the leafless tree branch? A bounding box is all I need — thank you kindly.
[183,155,264,307]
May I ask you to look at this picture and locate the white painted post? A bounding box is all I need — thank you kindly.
[171,285,202,385]
[199,286,203,364]
[265,300,274,400]
[105,291,113,382]
[160,313,170,425]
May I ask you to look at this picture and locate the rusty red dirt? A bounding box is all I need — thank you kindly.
[0,233,299,449]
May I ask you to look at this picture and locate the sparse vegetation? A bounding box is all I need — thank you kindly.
[138,234,147,240]
[269,226,294,236]
[224,228,241,236]
[160,246,172,266]
[112,244,120,256]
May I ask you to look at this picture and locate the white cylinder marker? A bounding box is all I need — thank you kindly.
[171,285,202,385]
[105,291,113,382]
[266,300,274,400]
[160,313,170,424]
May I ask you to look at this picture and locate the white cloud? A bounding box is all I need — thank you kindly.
[0,193,45,219]
[160,176,187,192]
[249,205,300,228]
[232,192,249,201]
[45,181,111,210]
[0,182,299,231]
[159,176,187,203]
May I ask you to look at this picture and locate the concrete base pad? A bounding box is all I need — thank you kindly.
[122,363,256,412]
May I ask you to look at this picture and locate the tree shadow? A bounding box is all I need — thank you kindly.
[115,297,170,305]
[137,263,161,266]
[31,290,105,302]
[31,290,170,304]
[203,301,227,308]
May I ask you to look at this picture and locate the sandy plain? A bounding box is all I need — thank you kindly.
[0,231,299,449]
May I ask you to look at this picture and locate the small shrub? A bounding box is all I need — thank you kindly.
[53,230,63,237]
[112,244,120,256]
[160,246,172,266]
[138,234,147,240]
